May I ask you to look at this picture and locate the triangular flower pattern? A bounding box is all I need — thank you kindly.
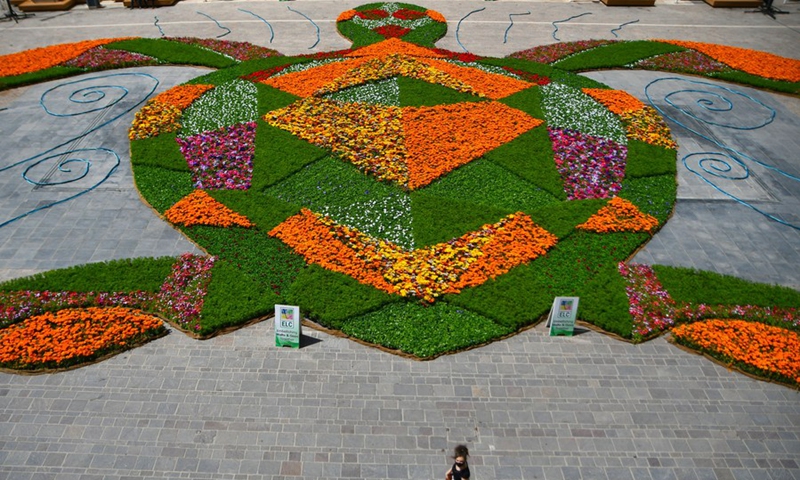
[266,99,541,189]
[269,209,557,302]
[165,190,254,228]
[577,197,659,233]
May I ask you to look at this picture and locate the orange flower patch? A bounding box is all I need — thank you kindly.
[128,101,182,140]
[426,9,446,23]
[165,190,253,228]
[269,209,557,302]
[581,88,645,115]
[0,307,163,369]
[345,38,445,58]
[261,57,370,97]
[658,40,800,83]
[418,57,533,99]
[577,197,659,233]
[268,209,396,293]
[315,54,481,97]
[337,9,358,22]
[153,84,215,110]
[266,99,540,189]
[672,319,800,385]
[0,38,129,77]
[403,102,543,189]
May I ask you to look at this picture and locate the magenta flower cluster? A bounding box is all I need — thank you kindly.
[0,290,155,328]
[156,253,215,331]
[508,40,615,64]
[177,122,256,190]
[618,262,678,340]
[636,50,730,74]
[63,47,157,69]
[619,262,800,341]
[548,128,626,200]
[167,37,281,61]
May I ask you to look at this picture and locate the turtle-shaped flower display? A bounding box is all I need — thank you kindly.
[130,2,678,358]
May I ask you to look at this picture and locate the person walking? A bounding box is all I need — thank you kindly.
[445,445,470,480]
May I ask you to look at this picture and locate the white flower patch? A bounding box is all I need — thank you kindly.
[180,79,258,137]
[324,78,401,106]
[320,194,414,249]
[272,58,347,78]
[540,82,627,145]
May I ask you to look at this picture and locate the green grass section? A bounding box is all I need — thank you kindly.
[0,66,85,92]
[654,265,800,308]
[286,265,398,330]
[421,158,560,215]
[341,301,512,358]
[200,259,278,335]
[553,41,685,71]
[130,132,187,172]
[483,127,566,201]
[256,83,300,116]
[624,139,677,178]
[447,230,643,337]
[208,190,300,231]
[132,165,194,213]
[105,38,237,69]
[482,57,608,89]
[618,175,676,225]
[0,257,176,293]
[709,70,800,95]
[500,85,545,119]
[528,199,606,239]
[398,76,485,106]
[186,57,301,86]
[185,226,305,298]
[410,191,511,246]
[253,121,328,190]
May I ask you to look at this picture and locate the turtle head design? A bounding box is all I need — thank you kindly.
[336,2,447,48]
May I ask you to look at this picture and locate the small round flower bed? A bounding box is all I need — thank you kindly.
[0,307,166,372]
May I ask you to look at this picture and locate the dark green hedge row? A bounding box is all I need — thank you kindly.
[0,257,176,293]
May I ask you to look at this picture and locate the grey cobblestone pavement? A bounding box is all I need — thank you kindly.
[1,1,799,479]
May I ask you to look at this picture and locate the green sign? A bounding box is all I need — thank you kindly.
[548,297,579,336]
[275,305,301,348]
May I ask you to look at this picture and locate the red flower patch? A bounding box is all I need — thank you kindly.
[357,9,389,20]
[374,25,412,39]
[393,8,426,20]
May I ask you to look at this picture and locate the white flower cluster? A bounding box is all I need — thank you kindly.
[325,78,401,106]
[320,194,414,249]
[540,83,626,144]
[180,79,258,137]
[351,3,432,30]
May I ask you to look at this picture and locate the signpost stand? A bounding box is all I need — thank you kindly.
[274,305,301,348]
[548,297,579,336]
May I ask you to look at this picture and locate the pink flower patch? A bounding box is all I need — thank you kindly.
[177,122,256,190]
[548,127,626,200]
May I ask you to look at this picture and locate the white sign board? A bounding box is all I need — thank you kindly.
[548,297,579,337]
[275,305,301,348]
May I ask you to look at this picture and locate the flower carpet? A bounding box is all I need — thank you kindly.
[1,2,799,386]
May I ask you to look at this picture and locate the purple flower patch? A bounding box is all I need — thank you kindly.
[177,122,256,190]
[548,127,627,200]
